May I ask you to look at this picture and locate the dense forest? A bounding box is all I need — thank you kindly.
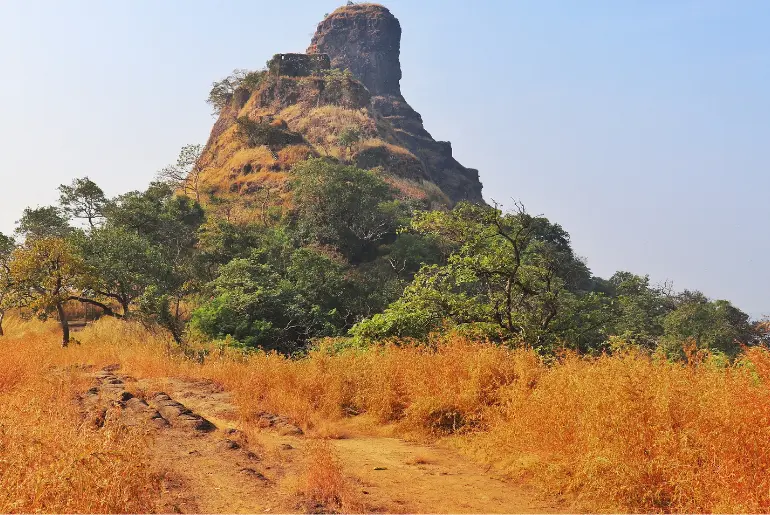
[0,151,760,360]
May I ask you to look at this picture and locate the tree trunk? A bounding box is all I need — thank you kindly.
[56,301,70,347]
[0,310,4,337]
[69,296,121,319]
[120,299,130,318]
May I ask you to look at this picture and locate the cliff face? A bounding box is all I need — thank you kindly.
[308,4,483,203]
[307,4,402,97]
[196,3,483,211]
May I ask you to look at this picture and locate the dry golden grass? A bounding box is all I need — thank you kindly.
[359,138,417,158]
[7,317,770,512]
[280,105,376,159]
[189,336,770,512]
[0,318,160,513]
[382,176,453,207]
[327,3,388,20]
[278,144,315,168]
[467,349,770,512]
[299,439,362,513]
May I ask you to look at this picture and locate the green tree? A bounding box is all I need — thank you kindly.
[104,182,205,342]
[15,206,71,240]
[0,232,15,336]
[8,237,84,346]
[290,158,403,262]
[660,292,753,358]
[156,144,203,201]
[207,69,248,114]
[197,218,270,277]
[602,271,675,349]
[74,226,169,317]
[58,177,108,229]
[337,125,361,159]
[352,202,595,351]
[192,245,351,351]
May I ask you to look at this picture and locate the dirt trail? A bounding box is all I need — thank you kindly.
[331,437,560,513]
[80,367,566,514]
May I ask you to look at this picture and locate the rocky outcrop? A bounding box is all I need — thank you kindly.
[308,3,484,203]
[308,3,402,96]
[196,3,483,207]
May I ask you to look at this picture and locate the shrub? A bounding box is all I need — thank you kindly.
[236,117,304,148]
[207,69,267,114]
[300,440,361,512]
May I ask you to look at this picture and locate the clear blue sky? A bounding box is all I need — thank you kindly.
[1,0,769,317]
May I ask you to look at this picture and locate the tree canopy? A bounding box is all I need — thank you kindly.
[0,162,758,359]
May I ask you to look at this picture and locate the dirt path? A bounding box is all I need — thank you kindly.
[331,437,560,513]
[80,367,566,514]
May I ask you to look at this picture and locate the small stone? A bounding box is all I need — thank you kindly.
[217,439,240,451]
[118,391,134,402]
[240,468,267,481]
[279,443,293,450]
[276,424,303,436]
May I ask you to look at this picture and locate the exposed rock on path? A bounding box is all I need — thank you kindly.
[76,366,566,513]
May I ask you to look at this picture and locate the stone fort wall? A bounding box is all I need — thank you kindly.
[268,53,331,77]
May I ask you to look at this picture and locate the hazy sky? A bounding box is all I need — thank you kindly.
[1,0,769,316]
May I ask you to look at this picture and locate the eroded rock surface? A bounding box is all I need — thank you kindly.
[196,3,484,207]
[80,367,214,432]
[308,4,484,203]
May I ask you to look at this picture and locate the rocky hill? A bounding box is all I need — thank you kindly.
[195,3,484,212]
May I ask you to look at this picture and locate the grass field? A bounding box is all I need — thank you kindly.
[2,316,770,512]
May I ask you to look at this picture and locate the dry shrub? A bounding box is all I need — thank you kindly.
[300,439,361,513]
[286,106,373,141]
[381,176,452,207]
[278,144,315,168]
[468,350,770,512]
[68,317,191,379]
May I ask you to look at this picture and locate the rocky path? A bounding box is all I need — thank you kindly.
[80,366,565,514]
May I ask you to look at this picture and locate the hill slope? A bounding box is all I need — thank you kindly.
[195,3,483,212]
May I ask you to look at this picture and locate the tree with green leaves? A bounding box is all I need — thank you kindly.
[15,206,71,240]
[337,125,361,159]
[58,177,108,229]
[290,158,404,262]
[8,237,84,346]
[74,226,169,317]
[601,271,675,349]
[0,232,15,336]
[104,182,205,342]
[660,292,754,358]
[352,202,595,351]
[192,243,351,351]
[198,217,272,276]
[207,69,249,114]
